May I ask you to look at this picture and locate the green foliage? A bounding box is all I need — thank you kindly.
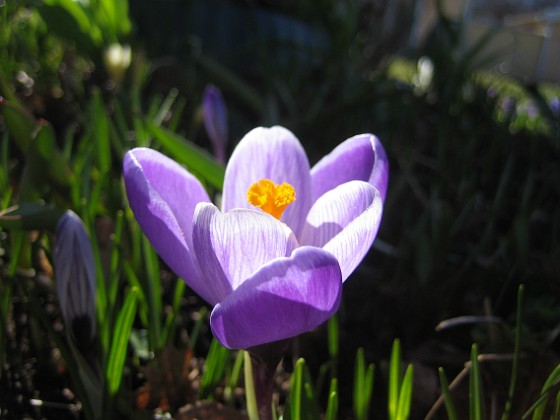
[105,287,139,397]
[38,0,131,55]
[469,344,484,420]
[284,358,320,420]
[438,368,459,420]
[354,347,375,420]
[200,339,231,399]
[387,339,414,420]
[1,1,560,419]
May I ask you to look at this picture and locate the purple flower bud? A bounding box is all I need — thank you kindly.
[549,96,560,117]
[54,210,97,346]
[202,84,228,164]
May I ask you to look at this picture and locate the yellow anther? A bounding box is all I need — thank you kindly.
[247,179,296,220]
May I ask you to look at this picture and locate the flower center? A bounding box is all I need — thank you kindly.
[247,179,296,220]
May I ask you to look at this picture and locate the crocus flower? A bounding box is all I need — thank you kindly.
[53,210,97,347]
[123,126,387,350]
[202,84,228,164]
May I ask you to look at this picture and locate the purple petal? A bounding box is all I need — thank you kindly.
[202,85,228,164]
[301,180,377,246]
[311,134,389,202]
[210,246,342,349]
[54,210,97,340]
[222,126,312,237]
[192,203,299,299]
[319,184,383,282]
[123,148,216,303]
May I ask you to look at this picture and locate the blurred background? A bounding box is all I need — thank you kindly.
[1,0,560,418]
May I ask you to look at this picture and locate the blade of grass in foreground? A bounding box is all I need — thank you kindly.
[141,235,162,350]
[396,364,414,420]
[469,344,484,420]
[288,358,304,420]
[325,378,338,420]
[145,121,225,190]
[523,363,560,419]
[160,279,186,347]
[438,367,458,420]
[105,286,139,397]
[354,347,375,420]
[388,339,402,420]
[501,284,524,420]
[224,349,244,404]
[200,338,230,399]
[328,314,339,378]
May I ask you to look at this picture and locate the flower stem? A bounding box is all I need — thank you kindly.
[247,340,289,420]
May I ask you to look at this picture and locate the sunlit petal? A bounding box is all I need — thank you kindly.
[210,246,342,349]
[311,134,389,202]
[321,187,383,281]
[123,148,216,303]
[222,126,312,237]
[192,203,298,298]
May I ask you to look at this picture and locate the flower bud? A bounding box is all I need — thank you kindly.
[103,43,132,83]
[202,84,228,164]
[54,210,97,347]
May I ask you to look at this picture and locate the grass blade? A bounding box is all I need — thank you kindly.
[290,358,305,420]
[200,338,230,399]
[354,347,375,420]
[328,314,339,378]
[524,363,560,419]
[469,343,484,420]
[224,349,244,404]
[106,286,139,397]
[141,235,162,350]
[389,338,402,420]
[502,284,524,420]
[145,120,225,190]
[325,378,338,420]
[396,364,414,420]
[438,367,459,420]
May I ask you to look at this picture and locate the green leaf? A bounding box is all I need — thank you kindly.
[502,284,524,420]
[224,349,244,403]
[91,91,111,175]
[289,358,305,420]
[141,235,162,350]
[284,358,321,420]
[200,338,230,399]
[19,120,73,200]
[106,287,139,396]
[36,121,74,188]
[37,0,101,55]
[0,97,35,152]
[0,203,64,230]
[524,363,560,419]
[469,343,484,420]
[328,314,339,364]
[160,279,186,347]
[389,339,402,420]
[97,0,131,38]
[325,378,338,420]
[145,121,225,190]
[354,347,375,420]
[438,367,458,420]
[396,365,414,420]
[188,307,207,351]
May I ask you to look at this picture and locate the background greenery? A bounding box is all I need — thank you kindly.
[1,0,559,418]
